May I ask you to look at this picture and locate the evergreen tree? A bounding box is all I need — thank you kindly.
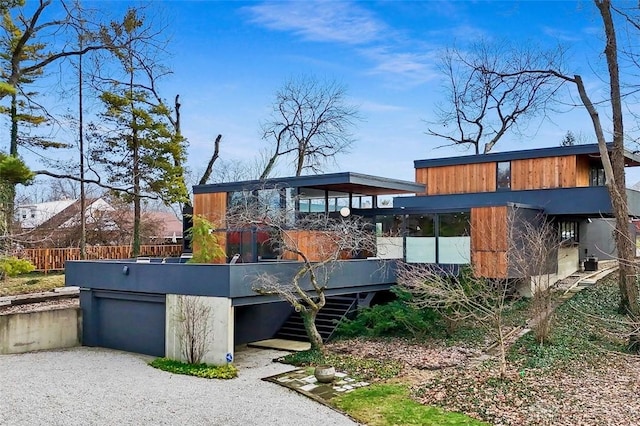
[90,8,187,256]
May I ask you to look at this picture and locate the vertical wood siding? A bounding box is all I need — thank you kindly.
[471,206,508,278]
[280,230,339,262]
[415,168,428,195]
[20,245,183,272]
[511,155,577,190]
[419,163,497,195]
[193,192,227,263]
[575,155,591,187]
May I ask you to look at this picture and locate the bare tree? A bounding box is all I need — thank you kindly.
[428,40,566,154]
[260,75,360,178]
[175,295,212,364]
[226,188,376,351]
[447,1,639,318]
[397,262,513,378]
[507,210,560,344]
[397,208,562,376]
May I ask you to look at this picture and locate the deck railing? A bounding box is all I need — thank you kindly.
[17,245,183,272]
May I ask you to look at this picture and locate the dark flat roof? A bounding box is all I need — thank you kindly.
[414,143,640,168]
[193,172,426,196]
[390,186,640,216]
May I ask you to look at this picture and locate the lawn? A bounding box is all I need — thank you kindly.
[0,272,65,296]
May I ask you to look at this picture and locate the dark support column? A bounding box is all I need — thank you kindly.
[80,289,97,347]
[434,214,440,264]
[182,205,193,253]
[324,190,329,214]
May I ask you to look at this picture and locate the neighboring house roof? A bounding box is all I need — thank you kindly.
[21,198,117,231]
[17,199,77,229]
[194,171,425,196]
[144,211,183,240]
[413,143,640,169]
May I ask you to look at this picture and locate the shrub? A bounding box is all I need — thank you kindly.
[149,358,238,379]
[0,257,35,280]
[335,287,440,339]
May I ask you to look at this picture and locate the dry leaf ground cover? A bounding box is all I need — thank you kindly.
[326,276,640,425]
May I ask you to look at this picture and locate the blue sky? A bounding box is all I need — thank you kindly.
[14,1,640,191]
[154,0,626,183]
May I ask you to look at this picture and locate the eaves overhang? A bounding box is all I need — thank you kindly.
[193,172,425,196]
[393,187,621,216]
[413,143,640,168]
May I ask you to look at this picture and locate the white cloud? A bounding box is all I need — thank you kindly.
[361,47,439,86]
[245,1,386,45]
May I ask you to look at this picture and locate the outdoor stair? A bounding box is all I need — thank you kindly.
[274,294,358,343]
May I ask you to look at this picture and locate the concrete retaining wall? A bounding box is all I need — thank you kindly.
[0,308,81,354]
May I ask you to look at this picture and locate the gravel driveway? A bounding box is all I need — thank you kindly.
[0,347,358,426]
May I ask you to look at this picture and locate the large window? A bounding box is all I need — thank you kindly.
[405,214,435,237]
[497,161,511,190]
[439,212,470,237]
[590,166,605,186]
[558,220,579,244]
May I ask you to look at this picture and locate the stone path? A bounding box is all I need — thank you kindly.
[264,368,370,404]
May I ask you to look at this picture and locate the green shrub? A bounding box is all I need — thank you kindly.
[335,287,440,339]
[149,358,238,379]
[0,257,35,280]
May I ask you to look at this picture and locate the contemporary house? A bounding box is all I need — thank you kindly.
[65,143,640,364]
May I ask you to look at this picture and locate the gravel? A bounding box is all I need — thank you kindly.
[0,347,358,426]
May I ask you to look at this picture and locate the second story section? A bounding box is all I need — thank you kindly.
[414,143,640,196]
[192,172,425,263]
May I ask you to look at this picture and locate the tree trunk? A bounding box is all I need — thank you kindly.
[596,0,639,317]
[300,308,324,352]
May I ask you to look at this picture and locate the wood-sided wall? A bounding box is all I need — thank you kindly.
[416,163,496,195]
[511,155,589,190]
[193,192,227,263]
[280,230,340,262]
[470,206,508,278]
[416,154,592,196]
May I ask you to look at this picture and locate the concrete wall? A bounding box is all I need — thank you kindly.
[166,295,234,365]
[557,246,579,279]
[0,308,80,354]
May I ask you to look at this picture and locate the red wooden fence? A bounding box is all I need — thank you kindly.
[18,245,183,272]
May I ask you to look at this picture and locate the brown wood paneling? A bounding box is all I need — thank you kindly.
[471,206,507,251]
[471,206,508,278]
[472,251,507,279]
[576,155,591,187]
[193,192,227,263]
[425,163,496,195]
[511,155,577,190]
[281,230,339,262]
[415,168,428,195]
[19,245,183,272]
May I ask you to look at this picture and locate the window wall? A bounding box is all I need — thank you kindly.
[374,212,471,264]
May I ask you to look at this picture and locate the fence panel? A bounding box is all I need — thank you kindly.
[18,245,183,272]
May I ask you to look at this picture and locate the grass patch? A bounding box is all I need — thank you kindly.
[333,383,487,426]
[278,349,402,381]
[509,275,628,370]
[0,272,65,296]
[149,358,238,379]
